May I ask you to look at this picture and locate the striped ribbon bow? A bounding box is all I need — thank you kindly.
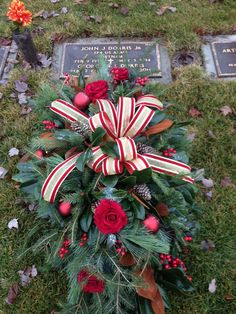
[42,95,193,203]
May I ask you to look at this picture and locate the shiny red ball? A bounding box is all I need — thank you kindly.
[143,215,160,233]
[34,149,45,159]
[73,92,90,110]
[58,202,72,216]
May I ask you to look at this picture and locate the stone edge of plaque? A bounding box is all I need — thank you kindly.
[201,34,236,81]
[0,41,18,84]
[53,38,172,84]
[0,46,10,78]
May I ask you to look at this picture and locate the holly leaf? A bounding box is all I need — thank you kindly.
[76,148,92,172]
[91,127,106,146]
[80,211,93,232]
[159,268,194,293]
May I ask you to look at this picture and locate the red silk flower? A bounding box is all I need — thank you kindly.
[77,270,105,293]
[94,199,128,234]
[111,67,129,81]
[7,0,32,26]
[84,80,109,103]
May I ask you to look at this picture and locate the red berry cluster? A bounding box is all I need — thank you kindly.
[135,76,149,86]
[184,235,193,242]
[163,147,177,157]
[115,240,126,256]
[42,120,57,130]
[79,233,88,247]
[159,254,187,271]
[58,239,70,259]
[64,73,70,86]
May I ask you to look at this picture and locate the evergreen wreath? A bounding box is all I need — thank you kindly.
[14,58,201,313]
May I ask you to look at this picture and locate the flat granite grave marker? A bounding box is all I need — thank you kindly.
[53,38,172,84]
[0,46,10,78]
[202,35,236,80]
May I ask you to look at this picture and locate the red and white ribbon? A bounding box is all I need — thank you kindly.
[42,95,193,202]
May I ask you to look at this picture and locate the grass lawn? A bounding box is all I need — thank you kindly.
[0,0,236,313]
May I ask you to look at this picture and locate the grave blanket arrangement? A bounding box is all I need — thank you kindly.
[14,61,201,313]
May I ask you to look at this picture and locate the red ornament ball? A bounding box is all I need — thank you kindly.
[34,149,45,159]
[73,92,90,110]
[143,215,160,233]
[58,201,72,217]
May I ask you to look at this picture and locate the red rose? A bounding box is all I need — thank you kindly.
[84,80,109,103]
[111,67,129,81]
[77,270,105,293]
[94,199,128,234]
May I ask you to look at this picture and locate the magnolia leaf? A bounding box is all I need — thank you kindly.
[9,147,19,157]
[80,211,93,232]
[0,166,8,179]
[100,174,119,187]
[143,119,173,136]
[76,149,92,172]
[119,252,136,266]
[91,127,106,146]
[209,279,217,293]
[202,178,214,188]
[8,218,18,229]
[5,283,19,305]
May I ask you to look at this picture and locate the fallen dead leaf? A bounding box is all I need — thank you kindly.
[188,107,202,118]
[201,239,215,251]
[219,105,233,116]
[32,9,44,19]
[20,106,32,116]
[9,147,20,157]
[8,218,19,229]
[108,2,119,8]
[120,7,129,15]
[209,279,217,293]
[202,178,214,188]
[5,283,19,305]
[74,0,88,4]
[156,5,177,16]
[224,294,234,301]
[220,177,235,188]
[0,167,8,179]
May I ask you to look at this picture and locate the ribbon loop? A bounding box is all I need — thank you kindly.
[116,137,137,162]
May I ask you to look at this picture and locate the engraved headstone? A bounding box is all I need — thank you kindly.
[202,35,236,80]
[53,38,172,84]
[0,46,10,78]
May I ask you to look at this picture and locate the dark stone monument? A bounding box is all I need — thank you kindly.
[53,38,172,83]
[202,35,236,80]
[211,41,236,77]
[0,46,10,78]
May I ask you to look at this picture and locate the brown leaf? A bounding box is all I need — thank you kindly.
[20,106,32,116]
[143,119,173,136]
[156,5,176,16]
[151,289,165,314]
[74,0,88,4]
[65,147,79,159]
[155,203,169,217]
[40,132,54,140]
[19,153,31,163]
[224,294,234,301]
[136,267,165,314]
[5,283,19,305]
[188,107,202,118]
[108,2,119,9]
[32,10,44,19]
[136,267,157,300]
[71,76,82,92]
[220,177,235,189]
[219,105,233,116]
[120,7,129,15]
[119,253,136,266]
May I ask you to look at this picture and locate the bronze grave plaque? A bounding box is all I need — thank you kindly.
[60,41,161,78]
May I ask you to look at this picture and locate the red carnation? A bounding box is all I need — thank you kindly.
[77,270,105,293]
[111,67,129,81]
[84,80,109,103]
[94,199,128,234]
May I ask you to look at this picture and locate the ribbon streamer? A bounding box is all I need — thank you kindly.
[42,95,193,203]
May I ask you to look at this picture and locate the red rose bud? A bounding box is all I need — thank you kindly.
[34,149,45,159]
[84,80,109,103]
[111,67,129,81]
[58,201,72,217]
[77,270,105,293]
[73,92,90,110]
[94,199,128,234]
[143,215,160,233]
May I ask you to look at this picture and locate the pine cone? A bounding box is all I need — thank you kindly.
[136,143,157,155]
[133,184,152,201]
[71,122,91,139]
